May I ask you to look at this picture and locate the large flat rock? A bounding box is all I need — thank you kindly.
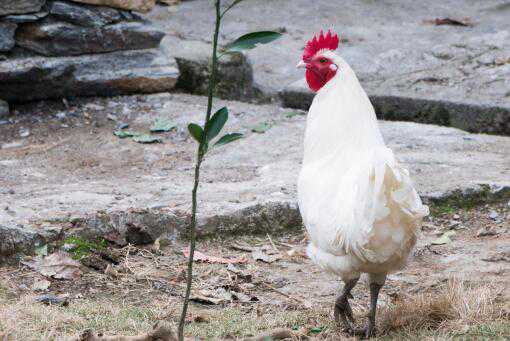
[16,20,164,56]
[0,22,17,52]
[0,0,45,16]
[0,93,508,254]
[48,1,131,28]
[0,49,179,102]
[280,79,510,136]
[69,0,155,13]
[147,0,510,133]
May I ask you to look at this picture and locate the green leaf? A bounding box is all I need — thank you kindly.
[205,107,228,141]
[188,123,204,143]
[150,118,176,133]
[310,327,323,334]
[225,31,282,53]
[35,244,48,257]
[284,111,305,118]
[214,133,243,147]
[133,134,163,144]
[431,231,456,245]
[114,130,140,138]
[251,122,272,133]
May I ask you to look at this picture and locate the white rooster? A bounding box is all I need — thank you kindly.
[297,30,429,338]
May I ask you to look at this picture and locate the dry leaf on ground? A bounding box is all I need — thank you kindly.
[191,288,233,305]
[252,249,281,263]
[182,248,248,264]
[31,278,51,291]
[22,251,82,280]
[424,17,473,27]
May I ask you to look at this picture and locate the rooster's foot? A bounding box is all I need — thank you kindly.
[334,278,359,332]
[348,280,384,339]
[334,294,354,330]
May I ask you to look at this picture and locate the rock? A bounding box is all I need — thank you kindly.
[16,20,165,56]
[0,223,61,261]
[0,100,8,118]
[35,294,69,306]
[0,49,179,102]
[0,22,17,52]
[2,11,49,23]
[19,127,31,138]
[74,209,182,246]
[1,141,24,149]
[279,79,510,136]
[488,210,499,220]
[0,0,45,16]
[167,39,264,102]
[476,227,499,237]
[158,0,179,4]
[48,1,127,28]
[1,93,509,257]
[68,0,155,12]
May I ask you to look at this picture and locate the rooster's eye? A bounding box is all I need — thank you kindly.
[319,58,327,63]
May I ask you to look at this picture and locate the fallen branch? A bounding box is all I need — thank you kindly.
[72,323,177,341]
[260,282,310,308]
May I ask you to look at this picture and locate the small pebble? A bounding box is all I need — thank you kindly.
[62,243,77,252]
[19,128,30,138]
[489,210,499,220]
[117,122,129,130]
[36,294,68,306]
[107,114,117,121]
[476,228,498,237]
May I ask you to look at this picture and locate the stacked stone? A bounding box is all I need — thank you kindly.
[0,0,178,106]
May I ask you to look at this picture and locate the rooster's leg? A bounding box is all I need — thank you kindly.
[353,273,386,338]
[334,277,359,332]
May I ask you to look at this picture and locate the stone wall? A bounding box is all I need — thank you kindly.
[0,0,178,108]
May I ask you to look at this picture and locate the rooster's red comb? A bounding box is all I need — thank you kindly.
[302,30,339,62]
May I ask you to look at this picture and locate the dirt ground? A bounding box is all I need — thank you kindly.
[0,202,508,340]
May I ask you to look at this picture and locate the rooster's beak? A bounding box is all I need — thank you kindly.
[296,60,306,69]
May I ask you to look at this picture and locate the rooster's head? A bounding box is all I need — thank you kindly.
[297,30,340,92]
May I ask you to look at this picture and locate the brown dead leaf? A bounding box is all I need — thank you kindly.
[191,288,232,305]
[226,264,253,282]
[494,57,510,65]
[424,17,473,27]
[231,291,258,303]
[23,251,82,280]
[252,249,281,263]
[32,278,51,291]
[185,314,210,323]
[182,248,247,264]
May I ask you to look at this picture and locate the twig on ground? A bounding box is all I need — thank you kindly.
[261,282,309,307]
[266,234,279,253]
[230,243,256,252]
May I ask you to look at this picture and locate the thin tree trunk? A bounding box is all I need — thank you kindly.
[177,1,221,340]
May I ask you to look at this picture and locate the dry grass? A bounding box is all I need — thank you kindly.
[1,278,508,340]
[379,279,509,337]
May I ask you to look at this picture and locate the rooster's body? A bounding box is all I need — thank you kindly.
[297,31,428,338]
